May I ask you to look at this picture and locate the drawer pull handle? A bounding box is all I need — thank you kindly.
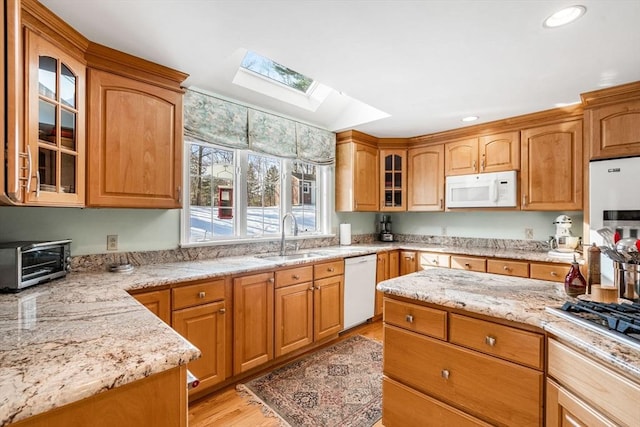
[218,308,226,314]
[432,259,438,264]
[198,291,206,299]
[309,286,314,291]
[405,314,414,323]
[550,271,558,277]
[328,267,335,272]
[441,369,450,380]
[293,274,300,280]
[464,263,471,268]
[485,336,496,346]
[503,265,511,271]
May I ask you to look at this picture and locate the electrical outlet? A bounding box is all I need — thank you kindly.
[441,226,447,236]
[525,228,534,240]
[107,235,118,251]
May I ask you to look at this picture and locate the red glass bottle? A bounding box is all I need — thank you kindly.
[564,256,587,297]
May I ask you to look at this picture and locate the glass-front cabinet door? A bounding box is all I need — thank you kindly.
[379,149,406,211]
[25,30,85,206]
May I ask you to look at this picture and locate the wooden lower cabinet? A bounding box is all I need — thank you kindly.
[383,297,545,427]
[450,255,486,272]
[131,289,170,324]
[233,272,275,375]
[313,273,343,340]
[275,281,314,357]
[530,262,571,282]
[399,250,418,275]
[487,258,529,278]
[547,339,640,426]
[383,377,491,427]
[172,300,226,394]
[12,366,187,427]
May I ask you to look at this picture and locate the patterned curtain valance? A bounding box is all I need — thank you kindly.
[248,109,297,158]
[296,123,336,165]
[183,90,248,149]
[183,89,335,164]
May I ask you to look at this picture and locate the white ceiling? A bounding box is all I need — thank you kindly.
[40,0,640,138]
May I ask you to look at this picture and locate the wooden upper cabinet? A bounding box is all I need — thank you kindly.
[445,138,478,176]
[521,120,583,211]
[586,99,640,160]
[407,144,444,211]
[478,131,520,173]
[24,29,86,206]
[86,68,184,208]
[582,81,640,160]
[379,149,406,211]
[445,132,519,176]
[336,131,379,212]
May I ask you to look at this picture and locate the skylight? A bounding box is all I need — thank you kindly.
[241,51,314,93]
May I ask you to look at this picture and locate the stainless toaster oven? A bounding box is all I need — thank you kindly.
[0,240,72,292]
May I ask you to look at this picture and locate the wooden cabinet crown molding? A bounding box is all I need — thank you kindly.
[581,80,640,109]
[85,42,188,92]
[21,0,89,62]
[336,129,379,148]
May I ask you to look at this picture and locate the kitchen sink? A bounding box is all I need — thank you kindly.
[256,252,328,262]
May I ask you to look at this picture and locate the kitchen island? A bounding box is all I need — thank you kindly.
[377,268,640,426]
[0,243,600,426]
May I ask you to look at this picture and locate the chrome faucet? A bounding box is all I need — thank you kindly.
[280,213,299,256]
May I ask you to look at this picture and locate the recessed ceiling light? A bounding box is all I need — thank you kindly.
[543,5,586,28]
[461,116,479,122]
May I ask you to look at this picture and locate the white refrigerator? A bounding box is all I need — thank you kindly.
[589,156,640,285]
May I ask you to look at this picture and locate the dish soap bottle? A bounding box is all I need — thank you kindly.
[564,255,587,297]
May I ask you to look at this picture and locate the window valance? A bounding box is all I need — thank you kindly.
[184,89,335,164]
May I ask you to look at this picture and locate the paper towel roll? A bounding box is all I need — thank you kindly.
[339,223,352,245]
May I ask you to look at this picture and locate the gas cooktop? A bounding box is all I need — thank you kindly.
[547,300,640,350]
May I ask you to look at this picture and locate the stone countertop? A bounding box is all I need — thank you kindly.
[377,268,640,381]
[0,243,576,426]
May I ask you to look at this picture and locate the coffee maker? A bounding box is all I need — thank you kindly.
[379,215,394,242]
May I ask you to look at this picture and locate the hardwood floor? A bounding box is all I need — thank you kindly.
[188,319,384,427]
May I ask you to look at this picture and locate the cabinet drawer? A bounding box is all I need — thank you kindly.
[450,256,486,272]
[383,377,492,427]
[384,299,447,340]
[313,260,344,279]
[419,252,451,269]
[548,339,640,427]
[449,313,543,370]
[384,325,543,427]
[275,265,313,288]
[486,259,529,278]
[172,279,225,310]
[530,262,569,282]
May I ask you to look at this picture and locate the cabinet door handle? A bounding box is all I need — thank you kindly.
[292,274,300,280]
[176,186,181,201]
[315,286,321,291]
[405,314,414,323]
[485,336,496,346]
[268,278,275,284]
[218,308,226,314]
[35,170,41,198]
[522,194,527,207]
[472,160,477,170]
[480,156,485,171]
[198,291,206,299]
[439,198,444,209]
[309,286,314,291]
[441,369,450,380]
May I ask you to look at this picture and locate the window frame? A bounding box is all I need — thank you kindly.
[180,139,334,247]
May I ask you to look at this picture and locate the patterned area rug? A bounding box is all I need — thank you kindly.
[237,335,382,427]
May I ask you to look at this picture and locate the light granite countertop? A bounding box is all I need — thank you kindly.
[377,268,640,381]
[0,243,580,426]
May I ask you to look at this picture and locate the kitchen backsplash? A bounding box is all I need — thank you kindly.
[70,233,548,272]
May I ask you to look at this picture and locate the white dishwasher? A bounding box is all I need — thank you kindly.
[343,254,377,330]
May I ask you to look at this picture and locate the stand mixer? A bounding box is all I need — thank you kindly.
[548,214,581,258]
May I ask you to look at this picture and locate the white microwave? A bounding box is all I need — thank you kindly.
[445,170,517,208]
